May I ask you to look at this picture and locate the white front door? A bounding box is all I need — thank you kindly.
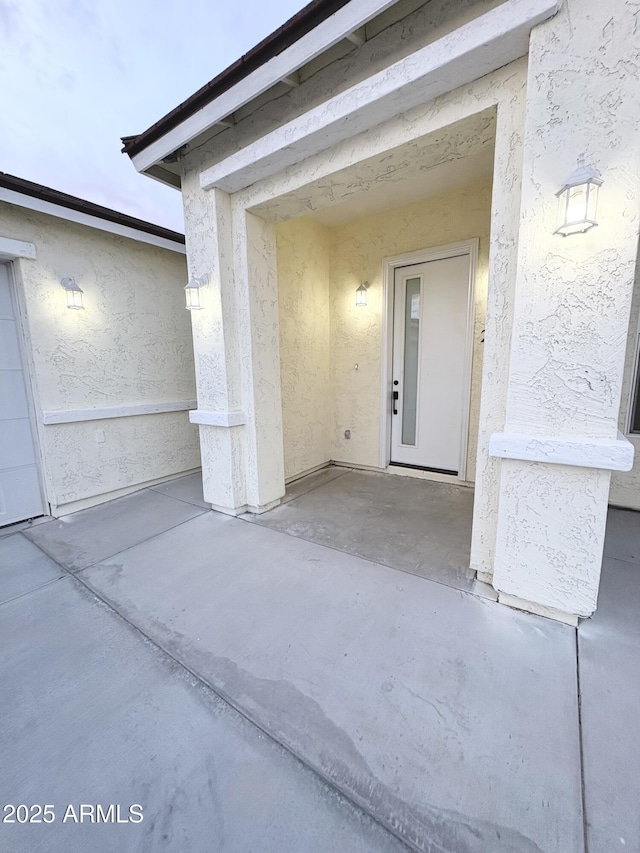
[390,254,471,474]
[0,263,45,525]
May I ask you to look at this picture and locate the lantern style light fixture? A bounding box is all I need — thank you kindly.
[554,154,603,237]
[60,277,84,309]
[184,274,209,310]
[356,281,369,307]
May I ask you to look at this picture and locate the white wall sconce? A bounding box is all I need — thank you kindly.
[184,274,209,310]
[554,154,603,237]
[356,281,369,306]
[60,277,84,310]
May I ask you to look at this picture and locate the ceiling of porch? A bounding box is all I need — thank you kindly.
[251,107,496,225]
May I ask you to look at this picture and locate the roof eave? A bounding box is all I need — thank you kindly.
[123,0,401,174]
[0,172,185,248]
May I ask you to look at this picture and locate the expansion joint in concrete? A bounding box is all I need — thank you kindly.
[576,631,590,853]
[23,531,418,853]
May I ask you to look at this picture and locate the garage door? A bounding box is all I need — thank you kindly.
[0,263,45,526]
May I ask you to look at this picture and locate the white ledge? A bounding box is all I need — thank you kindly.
[42,400,196,424]
[189,409,246,427]
[200,0,559,193]
[0,235,37,260]
[489,430,634,472]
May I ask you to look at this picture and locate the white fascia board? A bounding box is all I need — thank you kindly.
[0,235,37,260]
[201,0,558,194]
[202,0,557,193]
[131,0,400,173]
[0,188,185,254]
[489,430,635,472]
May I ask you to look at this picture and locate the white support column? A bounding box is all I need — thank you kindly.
[182,171,286,515]
[489,0,640,621]
[232,207,286,512]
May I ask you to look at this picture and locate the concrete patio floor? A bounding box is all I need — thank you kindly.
[245,467,487,596]
[1,467,638,852]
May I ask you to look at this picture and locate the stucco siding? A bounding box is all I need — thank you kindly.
[275,181,492,482]
[276,217,332,481]
[330,181,492,476]
[0,202,198,515]
[185,0,506,179]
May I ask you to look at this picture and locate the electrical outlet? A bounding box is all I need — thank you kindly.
[344,429,351,439]
[95,428,106,444]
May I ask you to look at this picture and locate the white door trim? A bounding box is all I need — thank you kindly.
[379,239,478,480]
[1,260,48,522]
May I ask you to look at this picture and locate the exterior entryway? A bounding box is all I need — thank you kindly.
[388,244,475,477]
[243,465,485,597]
[0,263,44,526]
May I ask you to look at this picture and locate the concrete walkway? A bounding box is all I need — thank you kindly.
[1,468,638,853]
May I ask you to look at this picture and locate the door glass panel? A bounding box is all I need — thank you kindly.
[402,277,420,445]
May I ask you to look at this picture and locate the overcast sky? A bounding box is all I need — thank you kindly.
[0,0,306,232]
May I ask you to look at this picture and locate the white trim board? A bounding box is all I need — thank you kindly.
[42,400,196,425]
[0,235,37,260]
[379,239,478,481]
[131,0,400,173]
[189,409,246,427]
[201,0,559,193]
[0,189,186,255]
[489,430,635,472]
[1,262,48,520]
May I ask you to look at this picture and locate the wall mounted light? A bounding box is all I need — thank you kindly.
[356,281,369,307]
[184,274,209,310]
[554,154,603,237]
[60,277,84,309]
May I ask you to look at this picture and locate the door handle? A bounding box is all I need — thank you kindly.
[392,390,399,415]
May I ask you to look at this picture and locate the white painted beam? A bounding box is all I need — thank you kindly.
[201,0,559,194]
[0,189,185,254]
[42,400,196,424]
[131,0,400,173]
[280,73,300,88]
[489,430,635,472]
[345,27,366,46]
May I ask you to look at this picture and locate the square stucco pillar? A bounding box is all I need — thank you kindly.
[487,0,640,623]
[182,179,285,514]
[231,205,286,512]
[470,88,527,584]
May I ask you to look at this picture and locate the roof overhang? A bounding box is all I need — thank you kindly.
[0,173,186,253]
[124,0,401,175]
[200,0,560,195]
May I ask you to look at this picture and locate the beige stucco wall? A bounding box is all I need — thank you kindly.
[180,40,526,519]
[275,180,492,482]
[0,202,199,515]
[331,181,491,477]
[276,217,332,481]
[611,259,640,510]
